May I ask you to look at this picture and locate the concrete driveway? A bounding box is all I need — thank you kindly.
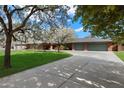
[0,51,124,88]
[65,51,123,63]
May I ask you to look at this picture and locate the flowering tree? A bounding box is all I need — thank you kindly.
[0,5,69,68]
[53,28,75,52]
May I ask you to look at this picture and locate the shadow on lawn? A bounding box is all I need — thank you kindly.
[0,54,124,88]
[0,51,71,78]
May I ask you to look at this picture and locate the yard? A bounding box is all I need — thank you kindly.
[115,51,124,61]
[0,50,71,78]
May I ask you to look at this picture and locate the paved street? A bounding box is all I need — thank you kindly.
[0,51,124,88]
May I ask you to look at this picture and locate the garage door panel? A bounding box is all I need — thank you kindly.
[87,43,107,51]
[74,43,84,50]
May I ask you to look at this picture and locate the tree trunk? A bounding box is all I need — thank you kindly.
[57,44,60,52]
[43,43,46,52]
[4,35,12,68]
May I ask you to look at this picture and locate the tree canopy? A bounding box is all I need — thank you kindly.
[0,5,70,68]
[74,5,124,44]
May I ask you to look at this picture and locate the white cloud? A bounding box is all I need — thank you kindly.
[67,19,72,22]
[67,5,77,16]
[75,27,83,32]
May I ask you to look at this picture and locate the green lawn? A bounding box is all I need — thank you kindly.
[115,51,124,61]
[0,50,71,78]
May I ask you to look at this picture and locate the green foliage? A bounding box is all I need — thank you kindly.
[0,50,71,78]
[74,5,124,44]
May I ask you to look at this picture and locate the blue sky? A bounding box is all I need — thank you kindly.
[67,6,90,38]
[68,19,90,38]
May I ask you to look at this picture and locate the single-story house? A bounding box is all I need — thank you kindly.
[13,37,124,51]
[69,37,116,51]
[66,37,124,51]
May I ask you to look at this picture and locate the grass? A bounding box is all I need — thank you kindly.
[115,51,124,61]
[0,50,71,78]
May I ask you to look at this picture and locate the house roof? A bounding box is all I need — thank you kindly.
[13,36,112,45]
[71,37,112,43]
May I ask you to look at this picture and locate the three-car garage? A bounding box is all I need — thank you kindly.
[73,42,108,51]
[71,37,112,51]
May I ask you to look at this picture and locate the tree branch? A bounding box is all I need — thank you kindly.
[10,5,33,15]
[3,5,13,33]
[0,16,8,32]
[0,29,4,33]
[13,6,59,33]
[12,6,37,33]
[12,34,17,41]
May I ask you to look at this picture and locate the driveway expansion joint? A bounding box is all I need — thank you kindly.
[57,62,89,88]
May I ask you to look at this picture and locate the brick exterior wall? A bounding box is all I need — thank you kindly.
[15,42,124,51]
[107,42,118,51]
[107,43,124,51]
[118,44,124,51]
[84,43,88,51]
[108,42,113,51]
[72,43,75,50]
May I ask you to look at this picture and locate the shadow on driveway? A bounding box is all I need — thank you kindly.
[0,53,124,88]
